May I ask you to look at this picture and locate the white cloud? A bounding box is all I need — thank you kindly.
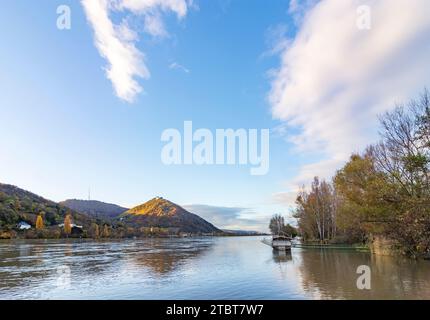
[169,62,190,73]
[81,0,191,102]
[270,0,430,202]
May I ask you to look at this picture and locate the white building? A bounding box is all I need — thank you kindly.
[17,221,31,230]
[58,223,83,229]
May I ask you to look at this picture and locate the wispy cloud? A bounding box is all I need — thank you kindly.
[169,62,190,73]
[261,24,290,58]
[183,204,268,232]
[270,0,430,203]
[287,0,319,24]
[81,0,191,102]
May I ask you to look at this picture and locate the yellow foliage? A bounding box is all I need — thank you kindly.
[102,225,110,238]
[64,214,72,234]
[35,215,44,230]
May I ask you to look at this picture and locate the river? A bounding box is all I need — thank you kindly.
[0,236,429,299]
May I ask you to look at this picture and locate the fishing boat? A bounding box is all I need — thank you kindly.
[262,235,292,251]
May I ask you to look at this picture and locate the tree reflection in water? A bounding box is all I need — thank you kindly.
[129,238,213,275]
[296,248,430,299]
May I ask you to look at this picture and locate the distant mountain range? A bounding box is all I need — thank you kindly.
[60,199,128,219]
[0,183,223,235]
[121,197,221,233]
[61,197,221,233]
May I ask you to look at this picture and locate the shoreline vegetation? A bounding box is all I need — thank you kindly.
[0,185,265,240]
[286,90,430,260]
[0,219,266,240]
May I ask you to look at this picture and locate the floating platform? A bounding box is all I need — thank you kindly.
[262,235,292,251]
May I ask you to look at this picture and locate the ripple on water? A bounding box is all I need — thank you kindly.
[1,237,430,299]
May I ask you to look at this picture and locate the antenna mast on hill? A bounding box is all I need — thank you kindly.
[88,187,91,201]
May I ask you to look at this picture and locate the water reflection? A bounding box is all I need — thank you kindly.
[128,239,213,275]
[0,242,55,293]
[272,250,292,263]
[0,238,214,299]
[297,249,430,299]
[1,238,430,299]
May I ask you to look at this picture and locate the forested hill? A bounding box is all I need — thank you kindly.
[60,199,128,219]
[122,197,221,233]
[0,183,93,229]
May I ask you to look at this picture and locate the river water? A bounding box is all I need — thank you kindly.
[0,236,429,300]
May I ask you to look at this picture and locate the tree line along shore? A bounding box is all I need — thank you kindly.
[290,90,430,259]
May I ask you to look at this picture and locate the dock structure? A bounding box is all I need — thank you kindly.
[262,235,292,251]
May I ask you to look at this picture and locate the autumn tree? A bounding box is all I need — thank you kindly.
[64,214,72,235]
[334,151,391,243]
[295,177,337,242]
[35,214,44,230]
[90,223,100,239]
[102,224,110,238]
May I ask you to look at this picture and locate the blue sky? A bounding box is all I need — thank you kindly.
[1,0,430,231]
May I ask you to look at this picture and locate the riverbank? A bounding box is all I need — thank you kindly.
[0,229,265,240]
[292,243,369,251]
[298,237,430,260]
